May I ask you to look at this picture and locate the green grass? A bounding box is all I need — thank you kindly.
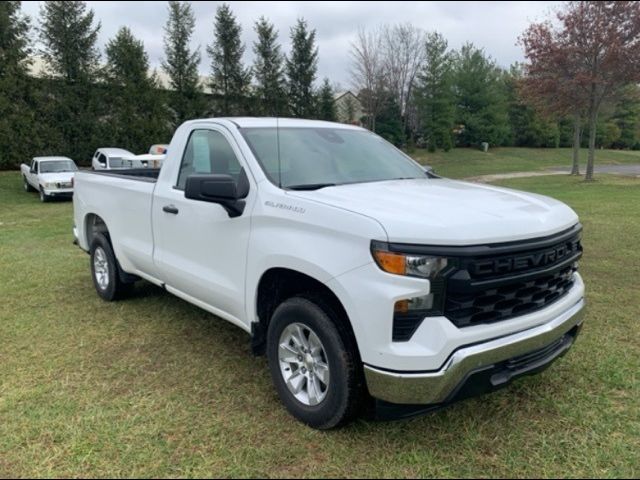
[1,163,639,477]
[411,146,640,178]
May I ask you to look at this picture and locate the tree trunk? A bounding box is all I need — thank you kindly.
[585,106,598,182]
[571,111,581,175]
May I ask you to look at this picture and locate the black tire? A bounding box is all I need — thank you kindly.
[23,177,35,192]
[266,296,364,429]
[89,233,133,301]
[39,187,49,202]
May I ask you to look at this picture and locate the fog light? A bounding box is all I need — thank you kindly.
[394,294,434,313]
[392,294,435,342]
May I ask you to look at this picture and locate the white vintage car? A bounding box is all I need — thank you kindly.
[122,153,165,169]
[92,147,165,170]
[20,156,78,202]
[91,148,135,170]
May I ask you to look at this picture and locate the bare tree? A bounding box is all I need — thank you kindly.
[349,26,385,131]
[382,23,425,135]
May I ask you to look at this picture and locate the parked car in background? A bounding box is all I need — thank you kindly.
[123,153,165,169]
[149,144,169,155]
[21,156,78,202]
[73,118,585,429]
[91,148,135,170]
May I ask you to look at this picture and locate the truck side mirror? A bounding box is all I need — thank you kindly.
[30,167,36,174]
[423,165,439,178]
[184,171,249,218]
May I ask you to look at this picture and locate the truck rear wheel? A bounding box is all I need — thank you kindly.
[266,296,363,429]
[90,233,132,301]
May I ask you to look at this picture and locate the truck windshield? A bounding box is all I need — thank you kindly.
[40,160,78,173]
[241,127,425,189]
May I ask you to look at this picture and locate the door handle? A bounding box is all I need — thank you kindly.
[162,204,179,214]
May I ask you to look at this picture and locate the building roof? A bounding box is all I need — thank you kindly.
[333,91,360,101]
[28,56,212,94]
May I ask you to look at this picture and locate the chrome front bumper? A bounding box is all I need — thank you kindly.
[44,188,73,197]
[364,298,585,405]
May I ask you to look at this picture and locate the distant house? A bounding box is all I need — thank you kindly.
[334,91,364,125]
[27,55,213,94]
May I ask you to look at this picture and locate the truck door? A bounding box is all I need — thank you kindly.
[152,126,255,328]
[29,160,38,186]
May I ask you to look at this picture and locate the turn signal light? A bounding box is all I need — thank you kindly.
[372,250,406,275]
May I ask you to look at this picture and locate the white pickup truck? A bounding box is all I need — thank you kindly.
[21,156,78,202]
[73,118,585,429]
[92,148,165,170]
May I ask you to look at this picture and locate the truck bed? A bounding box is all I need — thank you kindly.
[87,168,160,182]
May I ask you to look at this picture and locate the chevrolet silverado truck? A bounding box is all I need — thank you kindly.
[21,156,78,202]
[72,118,585,429]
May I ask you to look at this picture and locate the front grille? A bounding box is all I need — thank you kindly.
[440,226,582,328]
[445,265,577,327]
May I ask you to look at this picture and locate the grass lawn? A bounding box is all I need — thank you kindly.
[1,164,638,477]
[411,146,640,178]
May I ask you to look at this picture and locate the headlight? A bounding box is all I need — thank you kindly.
[370,241,448,279]
[371,241,451,341]
[45,182,58,189]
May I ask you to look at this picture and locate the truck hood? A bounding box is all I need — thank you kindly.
[290,178,579,245]
[39,172,75,183]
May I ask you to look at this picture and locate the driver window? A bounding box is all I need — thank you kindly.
[176,129,242,190]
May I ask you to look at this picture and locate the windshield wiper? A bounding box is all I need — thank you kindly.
[286,183,336,191]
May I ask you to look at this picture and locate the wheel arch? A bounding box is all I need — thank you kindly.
[83,213,138,284]
[252,267,360,361]
[84,213,110,247]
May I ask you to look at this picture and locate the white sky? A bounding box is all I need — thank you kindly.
[21,1,560,88]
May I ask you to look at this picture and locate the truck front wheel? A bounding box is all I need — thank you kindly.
[90,233,132,301]
[266,296,363,429]
[24,177,35,192]
[39,187,49,202]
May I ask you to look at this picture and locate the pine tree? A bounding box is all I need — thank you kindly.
[39,1,100,83]
[0,0,30,77]
[253,16,286,116]
[39,0,101,163]
[317,78,336,121]
[104,27,171,153]
[286,19,318,117]
[504,65,559,148]
[609,85,640,149]
[452,43,510,147]
[105,27,151,87]
[207,3,251,116]
[0,1,40,169]
[414,32,455,151]
[375,92,405,146]
[162,0,205,126]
